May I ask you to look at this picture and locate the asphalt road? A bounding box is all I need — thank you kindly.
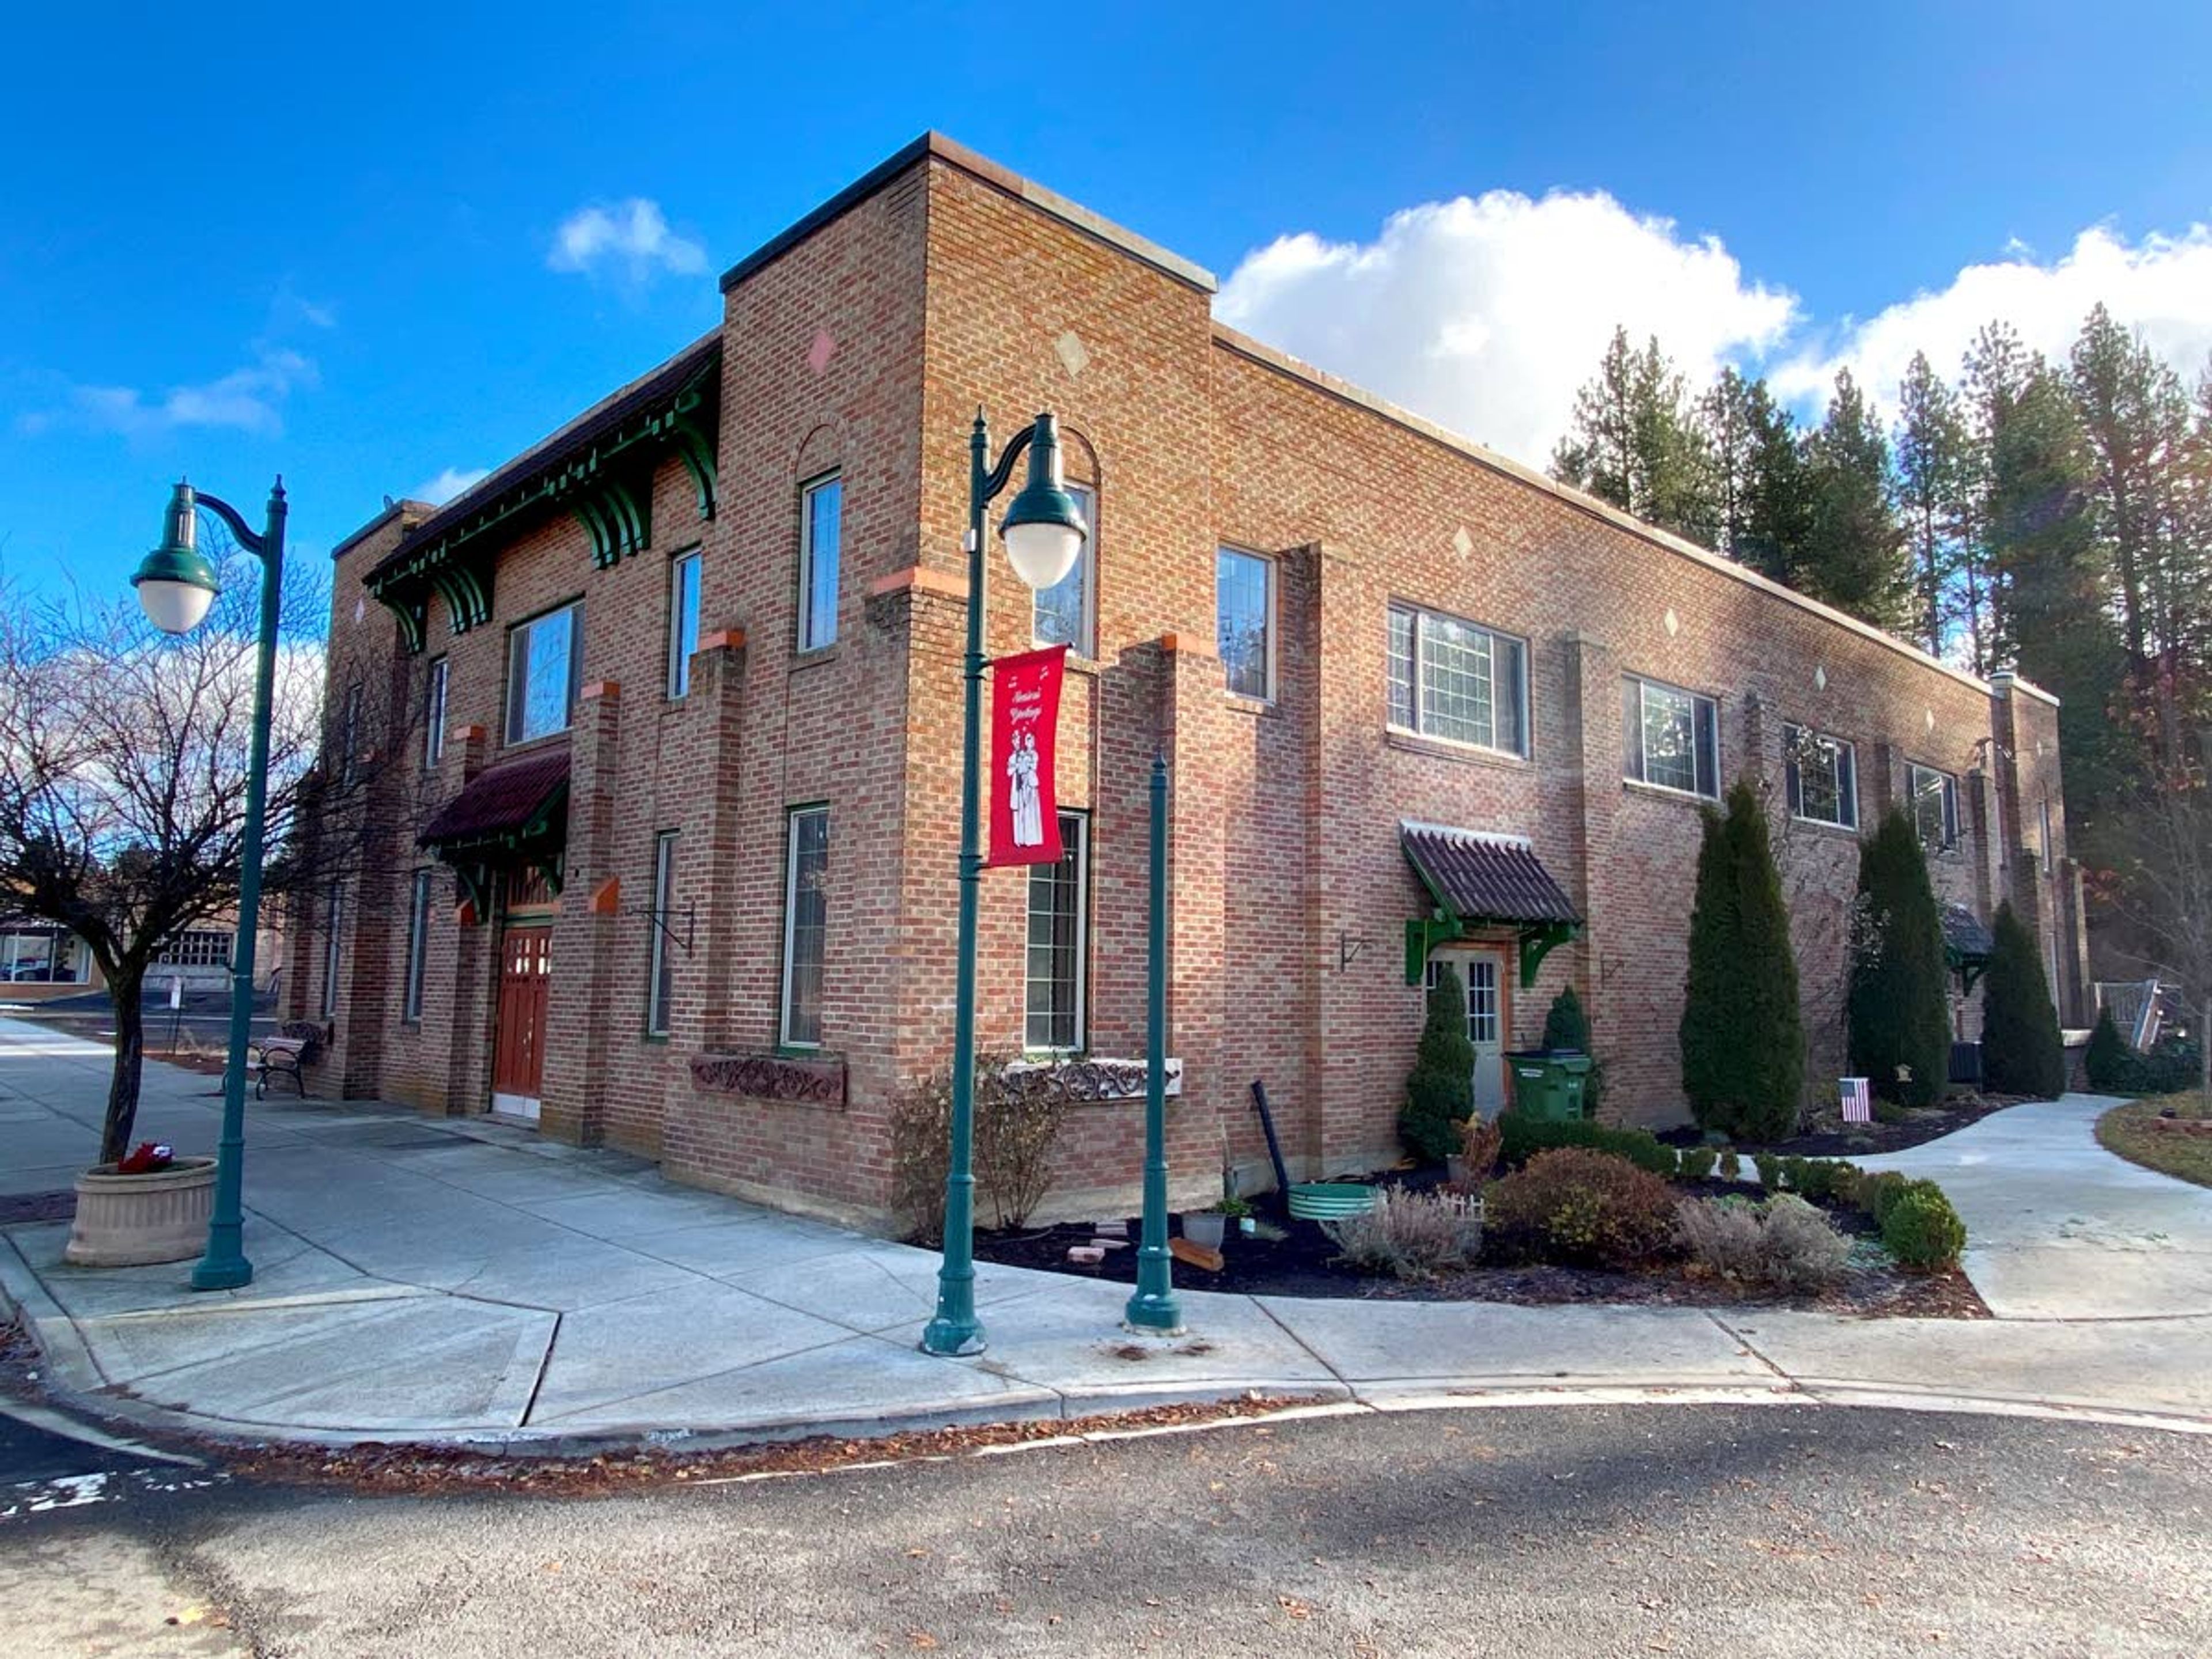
[3,1403,2208,1657]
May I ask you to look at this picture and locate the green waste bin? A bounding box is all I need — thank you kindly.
[1506,1050,1594,1121]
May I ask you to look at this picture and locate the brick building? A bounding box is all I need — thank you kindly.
[298,135,2089,1229]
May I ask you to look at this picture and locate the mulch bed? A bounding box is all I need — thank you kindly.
[1657,1093,2035,1158]
[974,1179,1988,1320]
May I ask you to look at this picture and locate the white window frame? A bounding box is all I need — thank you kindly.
[504,601,584,746]
[423,656,448,770]
[667,550,702,700]
[1024,810,1090,1054]
[155,930,233,969]
[1906,762,1960,851]
[1033,484,1096,657]
[1215,546,1277,702]
[646,830,679,1037]
[402,870,431,1024]
[1623,674,1719,800]
[321,880,344,1018]
[1426,953,1501,1048]
[1387,602,1530,758]
[780,806,829,1048]
[798,472,842,653]
[1783,724,1858,829]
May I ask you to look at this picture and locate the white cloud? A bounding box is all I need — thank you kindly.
[411,465,490,506]
[548,198,706,281]
[1771,224,2212,411]
[17,346,319,439]
[1214,188,1798,465]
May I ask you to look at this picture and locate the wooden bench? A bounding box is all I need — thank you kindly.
[251,1022,327,1099]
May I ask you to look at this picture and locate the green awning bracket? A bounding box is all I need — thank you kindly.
[1403,911,1584,990]
[1404,912,1466,984]
[1517,920,1581,990]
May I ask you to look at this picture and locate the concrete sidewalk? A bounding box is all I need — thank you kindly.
[6,1016,2212,1448]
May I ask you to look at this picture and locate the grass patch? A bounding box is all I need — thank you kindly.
[2095,1092,2212,1188]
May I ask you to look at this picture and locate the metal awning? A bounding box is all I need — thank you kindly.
[1399,820,1584,988]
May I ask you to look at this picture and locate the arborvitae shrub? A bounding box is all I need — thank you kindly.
[1681,782,1806,1140]
[1401,963,1475,1162]
[1981,901,2066,1097]
[1848,810,1953,1109]
[1540,983,1604,1116]
[2085,1006,2133,1092]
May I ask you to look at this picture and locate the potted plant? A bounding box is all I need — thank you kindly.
[64,1142,218,1267]
[1181,1206,1230,1250]
[1220,1193,1256,1237]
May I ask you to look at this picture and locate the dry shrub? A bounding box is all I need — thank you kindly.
[1481,1147,1677,1268]
[1456,1115,1503,1183]
[1324,1187,1484,1281]
[888,1071,953,1246]
[1676,1192,1850,1291]
[889,1053,1071,1242]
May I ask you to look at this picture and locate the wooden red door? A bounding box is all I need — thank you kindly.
[493,926,551,1118]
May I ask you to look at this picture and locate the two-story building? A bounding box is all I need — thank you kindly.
[296,134,2088,1228]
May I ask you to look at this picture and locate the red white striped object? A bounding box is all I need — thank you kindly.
[1840,1077,1873,1123]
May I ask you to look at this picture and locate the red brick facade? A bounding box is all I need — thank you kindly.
[300,135,2087,1230]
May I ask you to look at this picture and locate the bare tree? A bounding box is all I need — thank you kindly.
[0,548,406,1165]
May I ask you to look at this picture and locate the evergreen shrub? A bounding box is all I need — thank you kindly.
[1981,901,2066,1097]
[1847,810,1954,1108]
[1681,782,1806,1140]
[1401,964,1476,1162]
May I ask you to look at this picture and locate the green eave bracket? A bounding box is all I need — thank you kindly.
[1949,950,1989,995]
[1404,911,1585,990]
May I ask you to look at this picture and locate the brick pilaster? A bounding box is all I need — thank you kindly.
[542,684,622,1145]
[687,630,750,1050]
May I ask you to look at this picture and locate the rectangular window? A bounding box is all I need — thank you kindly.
[1386,603,1529,756]
[667,551,702,699]
[505,602,583,745]
[402,870,431,1024]
[1025,812,1089,1052]
[340,682,364,786]
[1216,547,1274,700]
[1623,676,1719,798]
[155,931,233,969]
[1,930,87,984]
[781,807,829,1047]
[1907,762,1960,851]
[1784,724,1858,828]
[321,881,344,1018]
[2040,798,2054,874]
[423,657,449,770]
[1033,484,1095,656]
[799,474,842,652]
[646,831,678,1036]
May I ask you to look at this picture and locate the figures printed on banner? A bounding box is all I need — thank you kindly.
[1009,730,1044,848]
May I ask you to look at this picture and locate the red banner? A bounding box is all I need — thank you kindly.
[988,645,1068,867]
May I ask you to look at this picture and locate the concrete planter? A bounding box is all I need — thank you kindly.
[63,1158,215,1267]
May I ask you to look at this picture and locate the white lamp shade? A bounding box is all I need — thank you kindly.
[137,578,217,636]
[1002,518,1084,592]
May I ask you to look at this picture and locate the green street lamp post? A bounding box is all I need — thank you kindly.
[132,478,287,1292]
[921,410,1086,1358]
[1123,749,1182,1333]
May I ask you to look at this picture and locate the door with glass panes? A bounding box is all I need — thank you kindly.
[1427,948,1508,1117]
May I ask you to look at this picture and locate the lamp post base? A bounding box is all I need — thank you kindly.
[919,1315,987,1357]
[190,1253,252,1292]
[1122,1290,1184,1335]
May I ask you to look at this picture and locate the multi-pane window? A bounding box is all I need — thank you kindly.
[156,931,233,969]
[1216,547,1274,700]
[0,929,87,984]
[1784,724,1858,828]
[402,870,431,1024]
[321,880,344,1018]
[423,657,449,770]
[2040,798,2054,874]
[1387,604,1528,756]
[1907,762,1960,851]
[781,807,829,1047]
[1033,484,1095,656]
[1426,955,1499,1047]
[1623,676,1719,798]
[505,602,582,744]
[1025,812,1089,1052]
[667,551,702,699]
[799,474,842,652]
[646,831,678,1036]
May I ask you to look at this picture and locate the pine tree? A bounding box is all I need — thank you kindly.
[1699,369,1805,582]
[1801,369,1908,627]
[1847,810,1953,1109]
[2070,303,2191,668]
[1981,900,2066,1097]
[1551,327,1715,544]
[1402,963,1476,1162]
[1540,983,1604,1116]
[1893,351,1970,658]
[1681,782,1806,1139]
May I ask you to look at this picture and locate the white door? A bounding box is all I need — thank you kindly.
[1429,950,1507,1117]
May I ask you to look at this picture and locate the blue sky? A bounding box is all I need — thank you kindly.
[6,1,2209,603]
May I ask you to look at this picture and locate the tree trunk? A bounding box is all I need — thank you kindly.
[101,965,146,1167]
